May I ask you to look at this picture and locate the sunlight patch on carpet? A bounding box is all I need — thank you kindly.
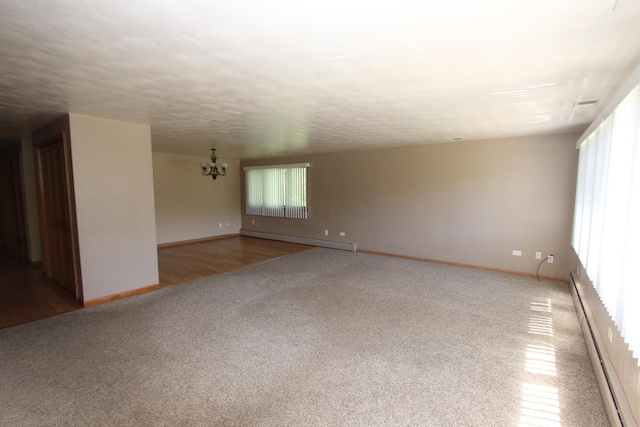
[520,296,561,427]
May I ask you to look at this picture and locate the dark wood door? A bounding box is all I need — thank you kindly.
[37,139,77,295]
[0,151,27,260]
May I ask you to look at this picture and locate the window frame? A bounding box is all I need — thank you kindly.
[243,163,310,219]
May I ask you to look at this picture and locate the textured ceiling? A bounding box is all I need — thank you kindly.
[1,0,640,159]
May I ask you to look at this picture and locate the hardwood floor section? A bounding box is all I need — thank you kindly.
[0,236,312,329]
[0,255,81,329]
[158,236,312,287]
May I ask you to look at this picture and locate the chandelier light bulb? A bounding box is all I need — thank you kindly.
[200,148,227,180]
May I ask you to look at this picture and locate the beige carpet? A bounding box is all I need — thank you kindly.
[0,248,608,426]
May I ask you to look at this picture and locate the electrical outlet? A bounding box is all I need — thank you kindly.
[252,219,255,225]
[339,232,346,237]
[535,252,542,260]
[512,250,522,256]
[225,223,230,227]
[547,254,554,264]
[219,223,222,228]
[608,327,613,343]
[324,230,328,236]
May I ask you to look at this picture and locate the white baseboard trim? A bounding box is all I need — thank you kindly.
[569,273,635,427]
[240,229,357,252]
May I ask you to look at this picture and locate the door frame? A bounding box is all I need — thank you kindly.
[34,131,83,303]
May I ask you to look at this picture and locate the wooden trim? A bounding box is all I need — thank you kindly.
[60,130,83,303]
[157,233,239,248]
[34,137,55,280]
[33,126,84,303]
[83,284,160,307]
[357,249,568,283]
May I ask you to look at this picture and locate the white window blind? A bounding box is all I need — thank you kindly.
[572,83,640,363]
[244,163,309,219]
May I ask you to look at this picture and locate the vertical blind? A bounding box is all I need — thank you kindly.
[572,83,640,363]
[244,163,309,219]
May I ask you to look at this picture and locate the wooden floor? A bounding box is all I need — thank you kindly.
[0,256,81,329]
[0,236,312,329]
[158,236,311,287]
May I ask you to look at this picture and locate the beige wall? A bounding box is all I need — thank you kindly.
[69,114,159,301]
[241,133,579,279]
[153,152,241,244]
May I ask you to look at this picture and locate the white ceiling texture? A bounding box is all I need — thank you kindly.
[1,0,640,159]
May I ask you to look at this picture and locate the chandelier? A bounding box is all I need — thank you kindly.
[200,148,228,180]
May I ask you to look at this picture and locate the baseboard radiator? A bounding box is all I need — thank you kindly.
[240,229,356,252]
[569,273,635,427]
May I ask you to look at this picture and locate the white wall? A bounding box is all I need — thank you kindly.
[69,114,159,301]
[153,152,241,245]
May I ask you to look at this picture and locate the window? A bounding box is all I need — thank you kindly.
[244,163,309,219]
[572,83,640,364]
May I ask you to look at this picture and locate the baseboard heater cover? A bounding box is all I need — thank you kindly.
[240,229,356,252]
[569,273,635,427]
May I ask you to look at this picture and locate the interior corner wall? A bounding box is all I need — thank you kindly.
[241,133,579,278]
[152,152,241,245]
[19,132,42,262]
[68,114,159,301]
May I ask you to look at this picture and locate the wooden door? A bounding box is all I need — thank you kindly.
[36,137,79,297]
